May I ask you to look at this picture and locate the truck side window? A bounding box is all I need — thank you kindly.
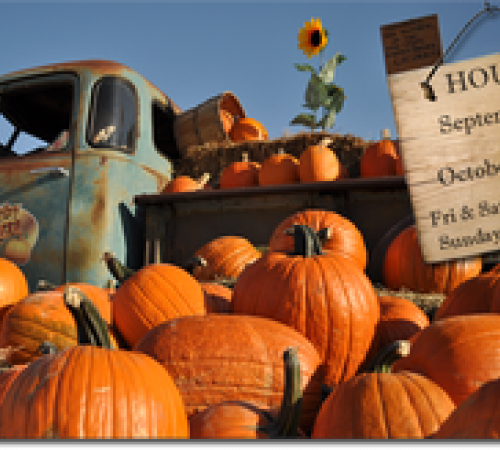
[152,101,181,160]
[87,77,136,150]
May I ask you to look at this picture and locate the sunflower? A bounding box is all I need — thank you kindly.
[297,17,328,58]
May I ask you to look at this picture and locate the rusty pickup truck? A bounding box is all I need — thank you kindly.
[0,59,415,292]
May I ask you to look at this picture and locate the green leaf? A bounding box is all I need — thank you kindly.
[294,63,317,75]
[290,113,317,129]
[304,74,329,110]
[319,52,346,84]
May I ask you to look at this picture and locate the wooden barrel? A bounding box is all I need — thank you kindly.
[173,92,245,156]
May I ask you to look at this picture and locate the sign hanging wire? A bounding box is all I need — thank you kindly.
[421,1,499,101]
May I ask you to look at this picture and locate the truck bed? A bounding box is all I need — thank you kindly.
[135,176,413,283]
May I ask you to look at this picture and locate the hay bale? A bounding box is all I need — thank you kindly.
[173,131,371,182]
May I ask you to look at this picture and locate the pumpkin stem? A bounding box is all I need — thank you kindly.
[366,340,411,373]
[38,341,59,355]
[103,252,136,284]
[36,279,58,291]
[266,347,303,438]
[197,173,211,189]
[183,255,208,275]
[63,286,113,349]
[284,224,326,257]
[242,152,249,163]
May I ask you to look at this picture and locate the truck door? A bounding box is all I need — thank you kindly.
[0,74,76,292]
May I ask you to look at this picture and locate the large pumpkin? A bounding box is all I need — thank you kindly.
[219,152,261,189]
[0,287,189,439]
[189,347,303,439]
[383,225,482,295]
[312,370,455,439]
[191,236,261,282]
[232,225,379,388]
[434,264,500,321]
[104,254,206,347]
[0,289,114,365]
[0,258,28,326]
[258,150,300,186]
[392,313,500,406]
[299,144,340,183]
[134,314,323,435]
[269,209,368,271]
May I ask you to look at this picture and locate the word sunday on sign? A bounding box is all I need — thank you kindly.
[388,51,500,263]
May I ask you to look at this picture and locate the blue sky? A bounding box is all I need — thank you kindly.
[1,0,498,144]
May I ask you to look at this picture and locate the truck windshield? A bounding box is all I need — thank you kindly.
[0,76,74,156]
[87,76,136,150]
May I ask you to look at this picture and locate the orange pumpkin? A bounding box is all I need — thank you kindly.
[299,144,340,183]
[219,152,261,189]
[312,370,455,438]
[230,117,268,142]
[134,314,323,435]
[192,236,261,282]
[433,377,500,439]
[161,173,210,194]
[434,264,500,321]
[269,209,368,271]
[360,130,399,178]
[258,150,300,186]
[0,287,189,439]
[358,296,430,374]
[233,225,379,388]
[392,313,500,407]
[0,289,115,365]
[383,225,482,295]
[109,259,206,347]
[201,283,233,314]
[189,347,303,439]
[0,258,28,326]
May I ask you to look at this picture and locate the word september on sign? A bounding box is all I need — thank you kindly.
[388,52,500,263]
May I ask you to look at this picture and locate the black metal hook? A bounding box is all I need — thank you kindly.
[421,1,499,101]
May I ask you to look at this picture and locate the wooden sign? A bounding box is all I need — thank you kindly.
[381,14,442,75]
[388,52,500,263]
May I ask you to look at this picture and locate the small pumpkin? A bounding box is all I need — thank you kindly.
[134,314,323,435]
[189,347,303,439]
[383,224,482,295]
[191,235,261,282]
[312,341,455,439]
[360,129,400,178]
[299,140,341,183]
[392,313,500,407]
[104,253,206,347]
[269,209,368,271]
[233,224,379,388]
[161,173,210,194]
[258,149,300,186]
[0,287,189,439]
[184,256,233,313]
[230,117,268,142]
[219,152,261,189]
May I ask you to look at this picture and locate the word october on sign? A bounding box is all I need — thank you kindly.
[389,52,500,263]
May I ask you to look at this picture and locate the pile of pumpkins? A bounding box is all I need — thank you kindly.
[162,130,403,194]
[1,207,500,439]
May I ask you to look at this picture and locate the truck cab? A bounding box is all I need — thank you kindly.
[0,60,181,291]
